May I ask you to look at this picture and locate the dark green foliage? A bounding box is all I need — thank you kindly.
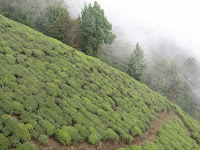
[39,120,55,136]
[130,127,142,136]
[16,142,35,150]
[1,115,18,136]
[88,127,102,144]
[0,100,14,115]
[88,132,102,144]
[13,101,24,114]
[0,0,82,50]
[75,124,89,140]
[61,126,82,144]
[14,123,31,142]
[81,1,116,57]
[55,129,71,145]
[103,128,119,140]
[127,43,147,83]
[38,134,49,145]
[0,134,10,150]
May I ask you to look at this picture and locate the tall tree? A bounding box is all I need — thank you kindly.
[183,57,200,86]
[80,1,116,57]
[127,43,147,83]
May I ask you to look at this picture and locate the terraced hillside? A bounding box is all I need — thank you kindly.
[0,15,200,150]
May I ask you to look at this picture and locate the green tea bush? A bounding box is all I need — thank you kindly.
[32,49,45,58]
[1,115,18,136]
[55,129,71,145]
[20,111,32,123]
[0,100,14,114]
[128,145,142,150]
[1,40,7,47]
[5,54,16,64]
[39,120,55,136]
[14,123,31,142]
[0,134,11,150]
[38,134,49,145]
[142,142,158,150]
[75,124,89,140]
[16,54,28,64]
[16,142,36,150]
[130,126,143,136]
[9,136,20,147]
[88,132,102,144]
[61,126,82,144]
[103,128,119,140]
[13,101,24,114]
[3,47,14,55]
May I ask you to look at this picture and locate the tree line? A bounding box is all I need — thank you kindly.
[0,0,116,56]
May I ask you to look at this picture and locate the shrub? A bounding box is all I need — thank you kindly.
[23,98,38,112]
[38,134,49,145]
[130,127,142,136]
[75,124,89,140]
[5,54,16,64]
[0,134,11,150]
[20,111,32,123]
[1,115,18,136]
[61,126,82,144]
[0,100,14,115]
[9,136,20,147]
[14,123,31,142]
[142,142,159,150]
[26,123,34,131]
[4,47,14,55]
[128,145,142,150]
[13,101,24,114]
[32,49,44,58]
[55,129,71,145]
[88,132,102,144]
[17,54,27,64]
[16,142,36,150]
[39,120,55,136]
[103,128,119,140]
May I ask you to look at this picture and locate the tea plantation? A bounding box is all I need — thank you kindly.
[0,15,200,150]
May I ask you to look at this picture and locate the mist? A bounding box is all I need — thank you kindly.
[66,0,200,59]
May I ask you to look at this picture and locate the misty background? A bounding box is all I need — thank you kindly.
[66,0,200,59]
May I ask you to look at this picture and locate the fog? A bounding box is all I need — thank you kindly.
[66,0,200,59]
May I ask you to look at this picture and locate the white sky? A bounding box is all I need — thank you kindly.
[66,0,200,58]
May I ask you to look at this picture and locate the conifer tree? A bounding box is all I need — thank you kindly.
[127,43,147,83]
[80,1,116,57]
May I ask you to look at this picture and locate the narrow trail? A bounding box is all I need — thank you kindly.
[31,110,190,150]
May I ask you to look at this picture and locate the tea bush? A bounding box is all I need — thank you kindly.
[0,15,196,148]
[0,134,10,150]
[38,134,49,145]
[55,129,71,145]
[123,118,200,150]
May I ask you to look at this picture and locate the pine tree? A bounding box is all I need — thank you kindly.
[80,1,116,57]
[127,43,147,83]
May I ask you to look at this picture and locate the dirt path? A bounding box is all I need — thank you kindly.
[32,110,186,150]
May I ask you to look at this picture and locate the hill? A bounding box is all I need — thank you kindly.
[1,15,200,150]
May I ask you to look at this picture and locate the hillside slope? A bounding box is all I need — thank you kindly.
[0,15,200,150]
